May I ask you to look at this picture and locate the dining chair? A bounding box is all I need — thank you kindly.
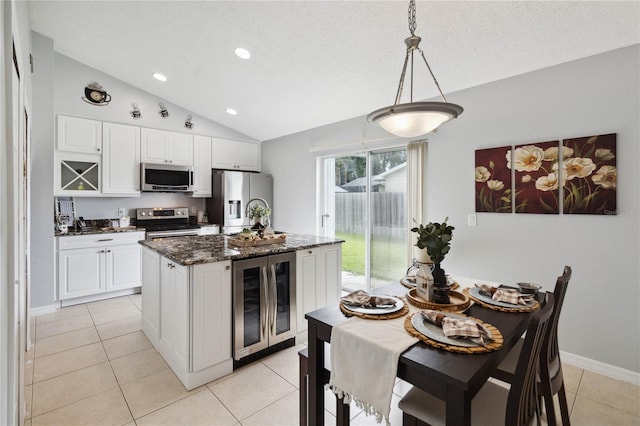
[398,292,554,426]
[493,265,572,426]
[299,347,350,426]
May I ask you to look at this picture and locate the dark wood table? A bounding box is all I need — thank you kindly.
[305,282,536,426]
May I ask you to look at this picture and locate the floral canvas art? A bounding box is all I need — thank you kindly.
[561,133,616,215]
[512,141,560,214]
[475,146,512,213]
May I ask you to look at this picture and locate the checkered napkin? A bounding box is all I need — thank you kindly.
[420,309,493,346]
[475,283,535,305]
[341,290,397,309]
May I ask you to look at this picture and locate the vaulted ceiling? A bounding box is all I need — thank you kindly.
[29,1,640,141]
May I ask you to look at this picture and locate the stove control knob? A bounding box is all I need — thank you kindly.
[140,212,146,216]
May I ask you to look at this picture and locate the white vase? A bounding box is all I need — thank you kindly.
[414,247,432,264]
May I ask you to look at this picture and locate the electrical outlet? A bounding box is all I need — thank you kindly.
[118,208,126,218]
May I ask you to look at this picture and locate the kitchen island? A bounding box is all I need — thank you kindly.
[139,233,343,389]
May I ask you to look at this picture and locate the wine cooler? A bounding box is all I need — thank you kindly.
[232,252,296,364]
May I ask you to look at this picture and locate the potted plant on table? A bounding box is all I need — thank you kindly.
[411,217,455,304]
[247,204,271,230]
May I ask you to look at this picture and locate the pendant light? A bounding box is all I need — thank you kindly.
[367,0,463,138]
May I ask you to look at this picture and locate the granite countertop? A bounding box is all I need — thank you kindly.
[139,233,344,266]
[55,227,146,237]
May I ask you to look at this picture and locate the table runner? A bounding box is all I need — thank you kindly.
[328,306,419,424]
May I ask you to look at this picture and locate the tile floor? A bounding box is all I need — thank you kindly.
[24,294,639,425]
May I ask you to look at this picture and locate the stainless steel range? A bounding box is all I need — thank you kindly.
[136,207,200,239]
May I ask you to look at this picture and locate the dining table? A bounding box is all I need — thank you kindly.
[304,279,541,426]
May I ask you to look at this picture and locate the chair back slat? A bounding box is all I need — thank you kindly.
[506,292,555,426]
[542,266,572,386]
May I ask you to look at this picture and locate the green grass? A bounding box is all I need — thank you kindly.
[336,232,407,281]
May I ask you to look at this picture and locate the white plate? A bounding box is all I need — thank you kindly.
[411,312,491,348]
[469,287,535,308]
[342,295,404,315]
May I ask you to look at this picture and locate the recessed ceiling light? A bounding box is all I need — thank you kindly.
[152,72,167,82]
[234,48,251,59]
[226,108,238,115]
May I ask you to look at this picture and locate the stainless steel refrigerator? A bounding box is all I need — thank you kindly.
[206,171,273,234]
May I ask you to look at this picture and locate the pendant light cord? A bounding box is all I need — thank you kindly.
[394,0,448,105]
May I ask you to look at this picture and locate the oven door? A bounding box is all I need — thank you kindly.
[146,228,200,239]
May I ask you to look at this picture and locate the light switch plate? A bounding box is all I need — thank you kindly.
[468,213,477,227]
[118,208,126,218]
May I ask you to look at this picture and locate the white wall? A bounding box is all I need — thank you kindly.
[262,45,640,374]
[29,33,257,309]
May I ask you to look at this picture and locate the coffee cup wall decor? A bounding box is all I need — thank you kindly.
[82,82,111,105]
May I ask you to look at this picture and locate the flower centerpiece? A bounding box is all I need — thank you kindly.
[411,217,455,304]
[247,204,271,230]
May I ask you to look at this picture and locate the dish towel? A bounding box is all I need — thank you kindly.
[328,312,419,424]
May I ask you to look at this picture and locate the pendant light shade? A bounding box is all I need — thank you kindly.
[368,101,463,138]
[368,1,463,137]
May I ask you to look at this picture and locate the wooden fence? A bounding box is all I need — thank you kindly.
[335,192,406,238]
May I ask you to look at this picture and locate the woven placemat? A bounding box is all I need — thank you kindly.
[462,288,540,313]
[404,313,503,354]
[339,301,410,320]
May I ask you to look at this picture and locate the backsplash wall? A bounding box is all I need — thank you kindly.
[72,194,206,221]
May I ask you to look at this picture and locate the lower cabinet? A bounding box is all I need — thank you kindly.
[141,250,233,389]
[57,232,145,304]
[296,244,342,339]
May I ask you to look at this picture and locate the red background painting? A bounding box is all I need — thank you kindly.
[475,146,512,213]
[514,140,560,214]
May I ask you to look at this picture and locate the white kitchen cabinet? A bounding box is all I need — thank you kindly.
[159,256,190,372]
[141,247,161,347]
[296,244,342,337]
[191,135,212,197]
[147,256,233,389]
[102,122,141,196]
[57,115,102,154]
[141,128,194,166]
[57,232,145,304]
[58,246,104,299]
[211,138,260,171]
[191,261,231,372]
[54,152,101,196]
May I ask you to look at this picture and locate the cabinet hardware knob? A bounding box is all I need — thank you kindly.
[225,265,230,270]
[97,148,100,152]
[309,250,313,254]
[107,250,111,253]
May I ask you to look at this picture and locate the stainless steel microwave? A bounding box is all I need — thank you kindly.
[141,163,194,193]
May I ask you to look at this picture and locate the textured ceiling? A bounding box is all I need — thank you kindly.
[29,1,640,141]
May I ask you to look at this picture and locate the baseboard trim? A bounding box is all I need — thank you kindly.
[29,303,60,316]
[561,350,640,386]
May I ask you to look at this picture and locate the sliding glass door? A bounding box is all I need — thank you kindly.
[321,148,407,292]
